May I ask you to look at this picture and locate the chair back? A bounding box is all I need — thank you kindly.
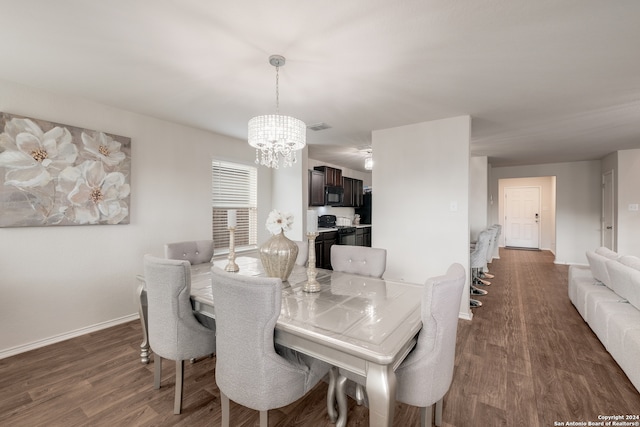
[211,267,318,411]
[293,240,309,266]
[395,263,466,408]
[470,230,491,268]
[330,245,387,278]
[485,226,499,263]
[143,255,216,361]
[164,240,214,264]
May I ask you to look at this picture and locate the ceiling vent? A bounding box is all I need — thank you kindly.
[307,122,331,131]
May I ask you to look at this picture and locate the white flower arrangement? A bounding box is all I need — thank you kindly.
[266,209,294,235]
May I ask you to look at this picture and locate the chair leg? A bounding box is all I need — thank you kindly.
[259,410,268,427]
[154,355,162,389]
[420,405,433,427]
[174,359,184,414]
[470,298,482,308]
[221,391,230,427]
[327,366,338,423]
[355,384,365,405]
[435,398,443,426]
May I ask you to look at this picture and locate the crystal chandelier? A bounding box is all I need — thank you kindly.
[248,55,306,168]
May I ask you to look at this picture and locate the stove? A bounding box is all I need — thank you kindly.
[318,215,356,245]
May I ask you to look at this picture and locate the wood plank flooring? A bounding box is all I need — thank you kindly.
[1,248,639,426]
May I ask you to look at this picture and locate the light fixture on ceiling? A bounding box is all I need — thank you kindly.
[364,156,373,170]
[362,148,373,170]
[248,55,306,169]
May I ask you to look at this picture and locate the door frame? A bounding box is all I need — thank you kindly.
[602,169,615,250]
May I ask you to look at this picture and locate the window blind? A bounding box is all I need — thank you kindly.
[212,160,257,251]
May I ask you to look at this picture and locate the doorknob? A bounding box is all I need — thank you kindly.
[606,226,613,230]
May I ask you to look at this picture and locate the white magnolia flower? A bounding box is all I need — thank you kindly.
[0,118,77,187]
[81,131,126,167]
[266,209,294,234]
[58,160,130,224]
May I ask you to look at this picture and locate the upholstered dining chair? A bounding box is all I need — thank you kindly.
[164,239,214,265]
[330,263,466,427]
[469,229,492,307]
[326,244,387,416]
[293,240,309,266]
[210,267,330,427]
[143,255,217,415]
[165,239,216,331]
[330,245,387,278]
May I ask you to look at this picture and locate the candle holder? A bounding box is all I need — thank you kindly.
[225,226,239,272]
[302,232,321,293]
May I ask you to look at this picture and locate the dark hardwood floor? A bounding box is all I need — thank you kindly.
[1,248,639,426]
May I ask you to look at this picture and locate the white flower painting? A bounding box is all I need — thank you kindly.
[0,112,131,227]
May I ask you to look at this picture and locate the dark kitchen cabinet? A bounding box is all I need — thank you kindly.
[356,227,371,247]
[314,166,342,187]
[342,177,364,207]
[308,169,325,206]
[315,231,337,270]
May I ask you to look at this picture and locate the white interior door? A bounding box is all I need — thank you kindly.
[504,186,540,248]
[602,170,614,250]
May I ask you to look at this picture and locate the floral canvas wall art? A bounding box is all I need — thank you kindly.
[0,112,131,227]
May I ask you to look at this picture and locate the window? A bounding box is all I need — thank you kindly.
[212,160,257,252]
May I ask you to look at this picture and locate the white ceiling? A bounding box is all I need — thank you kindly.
[1,0,639,173]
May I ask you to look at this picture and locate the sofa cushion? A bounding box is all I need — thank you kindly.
[619,255,640,271]
[586,250,614,287]
[622,328,640,393]
[586,288,626,347]
[574,278,605,322]
[607,257,640,310]
[591,300,640,354]
[568,265,592,306]
[595,246,619,259]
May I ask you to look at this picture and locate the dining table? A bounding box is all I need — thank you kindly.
[136,254,424,427]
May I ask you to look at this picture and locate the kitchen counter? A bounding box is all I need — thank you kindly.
[317,224,371,233]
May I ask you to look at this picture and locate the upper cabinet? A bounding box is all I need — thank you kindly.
[342,176,363,207]
[308,169,325,206]
[309,165,363,207]
[314,166,342,187]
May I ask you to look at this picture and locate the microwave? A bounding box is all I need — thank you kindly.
[325,186,344,206]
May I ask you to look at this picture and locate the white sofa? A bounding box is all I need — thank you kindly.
[568,247,640,393]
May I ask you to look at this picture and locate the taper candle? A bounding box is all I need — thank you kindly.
[307,210,318,233]
[227,209,237,228]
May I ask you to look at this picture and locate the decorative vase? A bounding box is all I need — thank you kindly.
[259,229,299,281]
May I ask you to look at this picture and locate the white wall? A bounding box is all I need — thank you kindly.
[469,156,488,240]
[271,150,307,240]
[0,79,273,356]
[616,149,640,256]
[489,161,601,265]
[497,176,556,253]
[372,116,471,319]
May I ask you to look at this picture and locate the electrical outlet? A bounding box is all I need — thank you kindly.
[629,204,639,211]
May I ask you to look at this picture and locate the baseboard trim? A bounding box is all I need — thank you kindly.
[459,311,473,321]
[0,313,139,360]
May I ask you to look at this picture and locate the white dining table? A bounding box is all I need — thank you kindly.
[136,255,423,427]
